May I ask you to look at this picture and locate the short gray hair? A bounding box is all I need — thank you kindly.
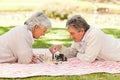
[24,12,51,31]
[66,15,89,32]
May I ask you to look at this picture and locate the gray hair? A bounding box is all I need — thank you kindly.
[66,15,89,32]
[24,12,51,31]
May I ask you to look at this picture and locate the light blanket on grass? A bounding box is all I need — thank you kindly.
[0,49,120,78]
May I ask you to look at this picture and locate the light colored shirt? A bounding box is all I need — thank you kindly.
[28,30,34,44]
[0,25,34,63]
[60,26,120,62]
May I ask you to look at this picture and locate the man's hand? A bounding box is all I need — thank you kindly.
[49,45,62,54]
[30,55,37,64]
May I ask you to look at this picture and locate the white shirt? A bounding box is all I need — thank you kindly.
[60,26,120,62]
[0,25,34,63]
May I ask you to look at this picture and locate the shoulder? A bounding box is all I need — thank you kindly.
[7,25,32,40]
[11,25,27,32]
[85,26,104,38]
[88,26,102,34]
[10,25,29,35]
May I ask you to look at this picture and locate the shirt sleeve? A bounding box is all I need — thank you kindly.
[59,45,78,58]
[76,29,102,63]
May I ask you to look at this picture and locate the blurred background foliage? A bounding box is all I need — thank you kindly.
[0,0,120,20]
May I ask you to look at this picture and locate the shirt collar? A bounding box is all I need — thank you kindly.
[81,35,85,42]
[80,36,85,46]
[79,26,91,44]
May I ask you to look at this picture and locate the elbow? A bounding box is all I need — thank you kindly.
[77,54,97,63]
[18,56,32,64]
[77,56,95,63]
[17,52,33,64]
[83,58,94,63]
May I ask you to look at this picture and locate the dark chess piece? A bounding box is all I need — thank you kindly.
[55,54,67,61]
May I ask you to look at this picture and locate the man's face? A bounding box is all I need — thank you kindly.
[68,26,85,42]
[32,25,48,39]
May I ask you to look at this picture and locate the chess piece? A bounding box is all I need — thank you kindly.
[55,54,67,61]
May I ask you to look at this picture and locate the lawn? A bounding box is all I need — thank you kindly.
[0,26,120,80]
[0,26,120,48]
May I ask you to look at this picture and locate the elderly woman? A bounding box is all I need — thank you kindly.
[50,15,120,63]
[0,12,51,64]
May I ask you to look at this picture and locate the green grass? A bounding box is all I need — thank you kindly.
[102,28,120,38]
[1,26,120,48]
[0,25,120,80]
[33,28,72,48]
[1,73,120,80]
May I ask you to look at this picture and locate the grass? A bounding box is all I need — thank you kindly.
[102,28,120,38]
[1,26,120,48]
[33,28,72,48]
[1,73,120,80]
[0,26,120,80]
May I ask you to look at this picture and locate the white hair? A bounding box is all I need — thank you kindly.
[24,12,51,31]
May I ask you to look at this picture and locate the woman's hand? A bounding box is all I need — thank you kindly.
[30,55,37,64]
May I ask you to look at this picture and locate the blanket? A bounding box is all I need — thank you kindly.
[0,49,120,78]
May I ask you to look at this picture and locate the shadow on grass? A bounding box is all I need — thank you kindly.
[33,28,72,48]
[33,38,72,48]
[0,26,120,48]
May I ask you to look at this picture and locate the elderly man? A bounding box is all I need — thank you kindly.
[0,12,51,64]
[50,15,120,63]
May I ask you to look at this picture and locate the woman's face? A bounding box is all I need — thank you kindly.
[32,25,48,39]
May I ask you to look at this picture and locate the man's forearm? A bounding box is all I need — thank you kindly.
[59,46,77,58]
